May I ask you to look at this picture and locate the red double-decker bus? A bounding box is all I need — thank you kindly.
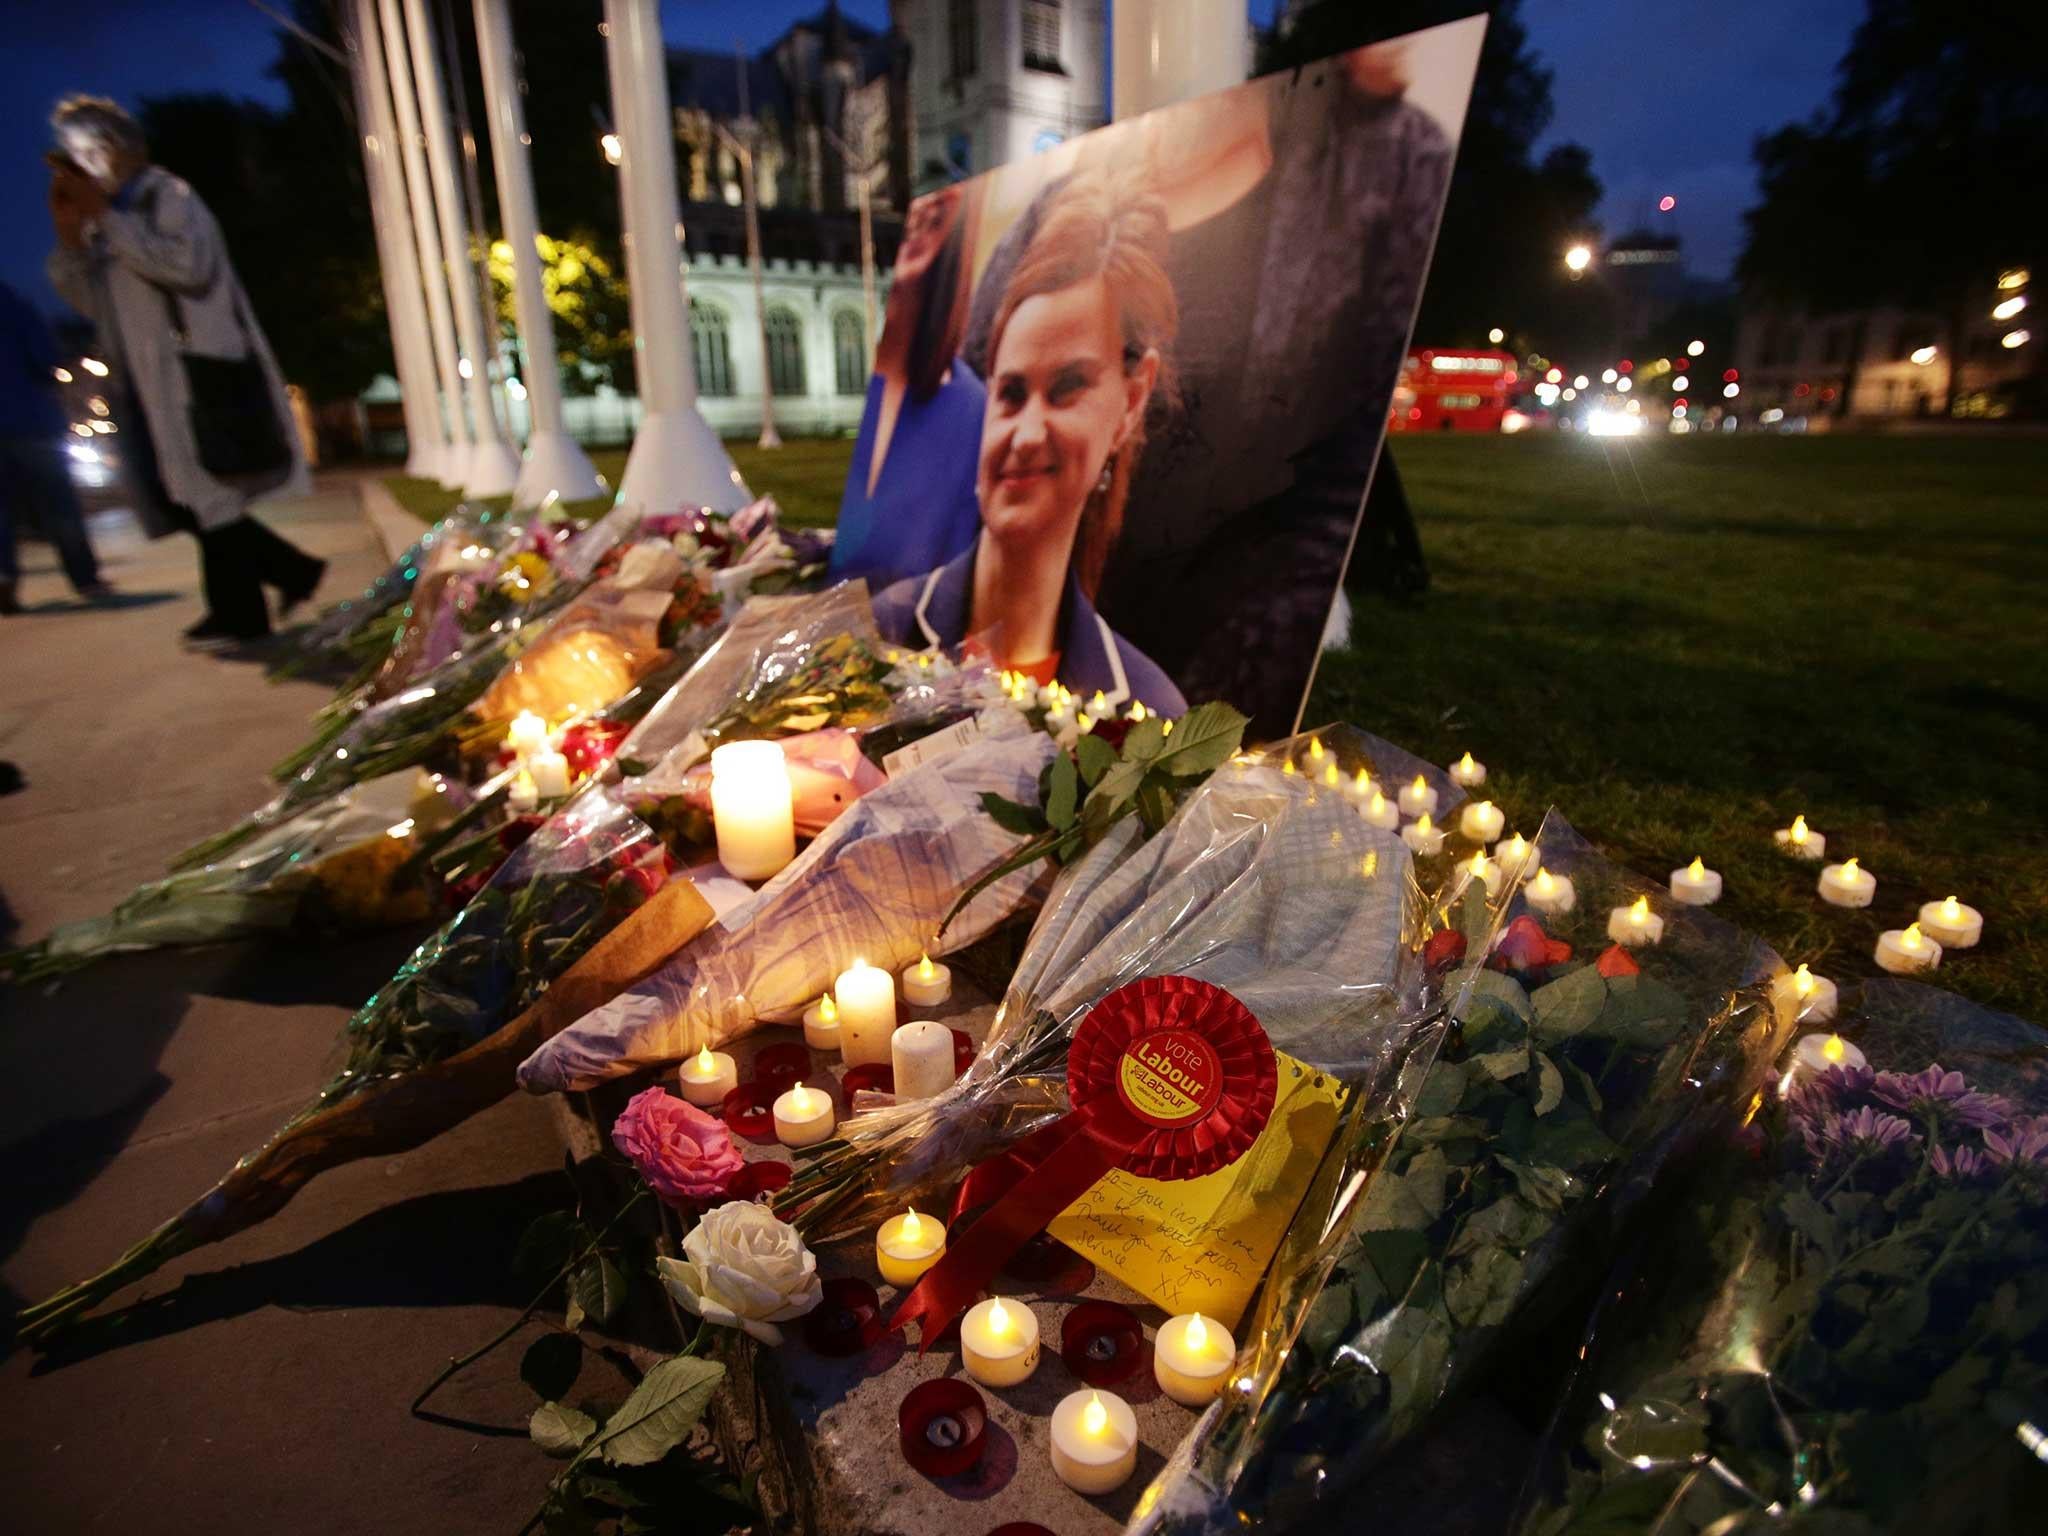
[1387,348,1519,432]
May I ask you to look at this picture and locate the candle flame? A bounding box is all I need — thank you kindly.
[1416,813,1432,833]
[1823,1034,1846,1064]
[1842,857,1860,877]
[1458,752,1476,774]
[901,1210,922,1242]
[1472,851,1490,875]
[918,952,935,980]
[1369,789,1385,813]
[1794,963,1814,998]
[1129,700,1149,722]
[1411,774,1427,795]
[1162,718,1173,736]
[1790,815,1808,844]
[1091,691,1107,711]
[1283,759,1298,777]
[1308,736,1325,760]
[1942,896,1961,920]
[1354,767,1372,792]
[820,995,837,1023]
[1186,1312,1210,1352]
[988,1298,1011,1335]
[1688,856,1706,880]
[1631,896,1650,923]
[696,1044,715,1072]
[1323,762,1340,787]
[1903,923,1923,949]
[1082,1392,1108,1436]
[1535,869,1555,894]
[789,1083,812,1113]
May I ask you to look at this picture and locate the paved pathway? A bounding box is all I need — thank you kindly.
[1,480,568,1533]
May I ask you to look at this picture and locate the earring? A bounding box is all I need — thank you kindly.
[1095,454,1115,495]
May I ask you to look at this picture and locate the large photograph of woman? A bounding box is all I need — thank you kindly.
[833,17,1487,733]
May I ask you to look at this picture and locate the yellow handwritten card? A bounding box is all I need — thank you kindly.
[1047,1053,1345,1328]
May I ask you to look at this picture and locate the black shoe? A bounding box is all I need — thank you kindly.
[278,560,328,620]
[77,581,117,604]
[183,614,268,648]
[0,579,19,616]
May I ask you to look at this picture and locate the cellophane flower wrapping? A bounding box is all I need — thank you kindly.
[276,505,484,677]
[1514,978,2048,1536]
[1132,808,1790,1535]
[777,725,1468,1248]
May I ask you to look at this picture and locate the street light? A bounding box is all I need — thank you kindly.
[1997,268,2030,291]
[1910,346,1938,366]
[1672,374,1690,391]
[1687,339,1705,357]
[81,356,109,377]
[1564,244,1593,274]
[2002,329,2031,350]
[1573,374,1589,390]
[1601,367,1618,384]
[1723,382,1740,398]
[1993,295,2027,321]
[1487,327,1505,344]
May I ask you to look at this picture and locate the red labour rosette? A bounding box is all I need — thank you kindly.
[890,974,1277,1348]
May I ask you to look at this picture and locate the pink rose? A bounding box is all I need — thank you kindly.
[610,1087,744,1206]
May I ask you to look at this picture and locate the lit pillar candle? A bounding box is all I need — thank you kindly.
[1606,895,1664,947]
[1818,858,1876,908]
[835,958,897,1067]
[709,740,796,882]
[802,994,841,1052]
[1360,788,1400,831]
[527,748,572,798]
[1874,922,1941,975]
[506,709,549,758]
[1449,751,1487,789]
[875,1209,946,1287]
[1458,799,1505,844]
[891,1020,956,1100]
[507,768,539,814]
[960,1297,1040,1388]
[1773,963,1840,1027]
[1669,856,1723,906]
[771,1080,836,1148]
[1401,813,1446,857]
[1153,1311,1236,1407]
[1918,895,1982,949]
[1049,1389,1138,1495]
[900,951,953,1007]
[1459,849,1503,898]
[1525,867,1576,916]
[1774,814,1825,861]
[1793,1029,1865,1073]
[677,1044,738,1107]
[1495,832,1539,881]
[1397,774,1439,819]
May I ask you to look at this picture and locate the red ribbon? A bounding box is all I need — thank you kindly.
[890,974,1276,1347]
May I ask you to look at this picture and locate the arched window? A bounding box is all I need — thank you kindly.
[833,310,868,395]
[764,305,806,396]
[690,300,734,397]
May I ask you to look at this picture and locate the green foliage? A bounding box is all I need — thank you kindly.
[488,232,635,396]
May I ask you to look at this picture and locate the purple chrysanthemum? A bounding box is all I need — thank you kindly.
[1871,1065,2011,1131]
[1930,1142,1991,1180]
[1788,1063,1877,1126]
[1984,1115,2048,1169]
[1805,1105,1919,1164]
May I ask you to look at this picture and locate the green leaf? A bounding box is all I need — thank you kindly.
[531,1401,598,1457]
[1445,1243,1526,1329]
[571,1254,630,1328]
[1151,701,1248,778]
[514,1210,586,1290]
[1471,1046,1532,1083]
[1448,1194,1551,1259]
[1495,1154,1577,1211]
[978,791,1047,838]
[1135,778,1177,833]
[1531,966,1608,1042]
[1122,715,1169,763]
[1045,751,1079,831]
[1075,731,1117,786]
[1090,757,1148,812]
[1411,1059,1468,1119]
[522,1332,585,1400]
[1533,1052,1565,1116]
[599,1355,727,1468]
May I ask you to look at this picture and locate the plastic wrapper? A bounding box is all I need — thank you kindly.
[1514,978,2048,1536]
[1131,808,1790,1535]
[516,710,1058,1093]
[269,506,486,679]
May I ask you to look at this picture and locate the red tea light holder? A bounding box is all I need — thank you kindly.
[842,1062,896,1097]
[727,1160,792,1200]
[899,1377,988,1478]
[804,1276,884,1357]
[951,1028,976,1075]
[753,1042,812,1096]
[721,1083,777,1141]
[1060,1300,1144,1387]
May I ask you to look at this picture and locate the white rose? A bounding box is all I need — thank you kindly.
[657,1200,822,1346]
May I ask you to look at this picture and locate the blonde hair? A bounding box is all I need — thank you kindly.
[988,170,1177,598]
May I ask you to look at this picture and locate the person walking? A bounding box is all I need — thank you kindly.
[44,95,323,645]
[0,279,109,614]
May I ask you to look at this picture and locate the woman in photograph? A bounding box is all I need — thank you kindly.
[874,171,1185,715]
[826,182,985,590]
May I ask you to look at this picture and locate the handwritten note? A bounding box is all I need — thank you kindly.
[1047,1052,1344,1328]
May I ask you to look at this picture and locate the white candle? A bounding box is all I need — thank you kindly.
[1495,833,1540,881]
[1818,858,1875,908]
[1793,1029,1865,1073]
[802,994,841,1052]
[1773,964,1840,1027]
[677,1044,737,1108]
[506,709,549,758]
[835,958,897,1067]
[771,1080,836,1148]
[1084,690,1114,721]
[1525,867,1576,916]
[1449,751,1487,789]
[1774,814,1825,861]
[1875,922,1941,975]
[1360,788,1400,831]
[1304,735,1327,768]
[900,951,953,1007]
[1606,895,1664,947]
[1918,895,1982,949]
[1049,1389,1138,1495]
[1669,856,1723,906]
[1459,849,1503,898]
[1153,1311,1236,1407]
[1345,767,1377,805]
[1125,699,1150,723]
[506,768,539,814]
[709,740,797,882]
[891,1020,956,1100]
[1401,813,1446,857]
[1458,799,1505,844]
[527,749,572,798]
[1397,774,1438,819]
[875,1209,946,1287]
[960,1297,1040,1388]
[1318,759,1346,796]
[1044,702,1074,732]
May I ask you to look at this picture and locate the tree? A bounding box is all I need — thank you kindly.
[486,232,634,395]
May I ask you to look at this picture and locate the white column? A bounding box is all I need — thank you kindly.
[350,0,444,480]
[376,0,470,487]
[604,0,750,513]
[473,0,604,507]
[1112,0,1249,120]
[400,0,521,498]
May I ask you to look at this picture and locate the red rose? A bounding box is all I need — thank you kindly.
[1595,944,1641,979]
[497,813,548,852]
[1088,717,1132,752]
[1423,930,1468,972]
[610,1087,744,1206]
[1488,915,1572,976]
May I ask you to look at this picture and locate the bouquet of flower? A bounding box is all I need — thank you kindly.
[1134,809,1789,1534]
[266,505,479,681]
[1514,978,2048,1536]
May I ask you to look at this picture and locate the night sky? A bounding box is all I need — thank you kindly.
[0,0,1861,320]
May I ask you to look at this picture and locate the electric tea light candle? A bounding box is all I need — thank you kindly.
[1459,849,1503,898]
[835,958,897,1067]
[1670,856,1723,906]
[1793,1029,1866,1073]
[1050,1389,1138,1495]
[802,994,841,1051]
[891,1020,956,1100]
[1607,895,1664,947]
[709,740,796,882]
[677,1044,738,1108]
[1401,813,1446,857]
[875,1209,946,1287]
[1153,1311,1236,1406]
[1774,814,1825,860]
[1495,832,1539,880]
[771,1080,836,1148]
[1449,751,1487,789]
[1361,788,1400,831]
[1818,857,1876,908]
[1875,922,1942,975]
[1346,767,1376,805]
[1918,895,1983,949]
[1459,799,1505,844]
[1398,774,1438,819]
[960,1297,1041,1388]
[1525,867,1576,916]
[1773,963,1839,1027]
[900,951,952,1007]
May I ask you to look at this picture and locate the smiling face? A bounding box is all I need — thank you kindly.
[978,275,1156,549]
[894,186,960,285]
